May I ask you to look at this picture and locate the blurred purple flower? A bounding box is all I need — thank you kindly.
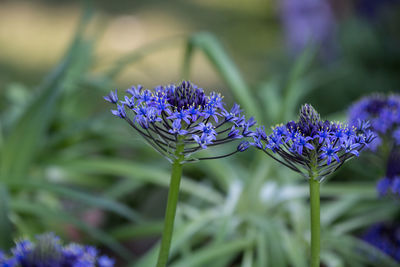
[356,0,400,19]
[362,223,400,262]
[377,148,400,197]
[280,0,337,59]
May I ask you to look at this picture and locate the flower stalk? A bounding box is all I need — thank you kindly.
[156,142,185,267]
[309,177,320,267]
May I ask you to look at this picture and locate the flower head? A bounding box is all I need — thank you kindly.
[251,104,375,180]
[104,81,254,162]
[349,93,400,195]
[348,93,400,151]
[0,233,114,267]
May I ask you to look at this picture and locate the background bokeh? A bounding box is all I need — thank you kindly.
[1,0,400,266]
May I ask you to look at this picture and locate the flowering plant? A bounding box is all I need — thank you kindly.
[104,81,253,267]
[250,104,375,267]
[0,233,114,267]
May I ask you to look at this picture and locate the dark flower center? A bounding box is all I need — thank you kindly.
[167,81,207,111]
[297,104,323,137]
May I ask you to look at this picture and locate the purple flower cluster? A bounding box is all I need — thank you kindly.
[362,223,400,262]
[104,81,254,162]
[348,94,400,196]
[348,94,400,151]
[251,104,375,179]
[0,233,114,267]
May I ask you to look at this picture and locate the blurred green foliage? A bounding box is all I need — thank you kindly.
[0,1,400,267]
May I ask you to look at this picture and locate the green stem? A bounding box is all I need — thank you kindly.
[309,177,320,267]
[156,143,185,267]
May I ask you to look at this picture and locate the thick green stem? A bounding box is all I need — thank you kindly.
[156,143,185,267]
[309,177,320,267]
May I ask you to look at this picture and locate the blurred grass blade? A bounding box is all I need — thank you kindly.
[332,205,398,234]
[326,233,400,267]
[320,183,377,197]
[110,221,163,241]
[171,238,253,267]
[183,32,261,119]
[280,46,316,121]
[56,158,223,204]
[6,180,141,222]
[11,200,132,261]
[135,210,219,267]
[0,184,13,249]
[321,196,360,226]
[105,36,181,79]
[0,6,94,182]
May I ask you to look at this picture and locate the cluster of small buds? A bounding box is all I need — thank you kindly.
[348,93,400,151]
[0,233,114,267]
[250,104,375,180]
[104,81,254,162]
[362,223,400,262]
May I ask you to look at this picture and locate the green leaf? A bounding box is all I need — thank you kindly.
[55,158,224,204]
[170,238,253,267]
[6,180,141,222]
[0,184,13,249]
[280,47,316,121]
[320,183,377,197]
[0,7,94,182]
[321,196,360,226]
[110,221,163,241]
[332,204,399,234]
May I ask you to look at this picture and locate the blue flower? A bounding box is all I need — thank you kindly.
[98,255,115,267]
[168,120,188,136]
[341,139,360,157]
[111,104,126,119]
[293,135,314,155]
[377,177,392,196]
[222,103,242,122]
[121,95,135,109]
[376,147,400,197]
[0,233,114,267]
[237,141,250,152]
[362,223,400,262]
[320,143,340,165]
[104,81,254,161]
[168,110,191,124]
[393,128,400,145]
[194,122,216,136]
[192,134,216,149]
[227,126,243,139]
[251,104,374,179]
[348,94,400,150]
[103,89,118,104]
[349,92,400,196]
[315,127,331,144]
